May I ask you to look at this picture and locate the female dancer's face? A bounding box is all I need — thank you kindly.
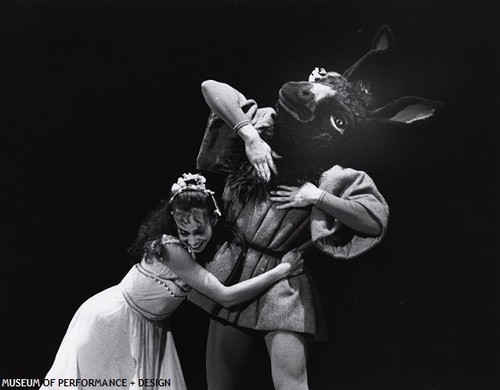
[174,208,214,253]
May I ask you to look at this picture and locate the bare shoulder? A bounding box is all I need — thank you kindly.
[162,238,192,263]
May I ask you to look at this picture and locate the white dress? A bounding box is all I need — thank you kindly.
[41,239,190,390]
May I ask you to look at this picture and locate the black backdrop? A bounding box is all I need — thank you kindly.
[1,0,498,389]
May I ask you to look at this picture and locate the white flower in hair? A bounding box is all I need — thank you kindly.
[308,67,327,82]
[170,173,209,195]
[169,172,221,217]
[171,183,182,193]
[308,67,343,84]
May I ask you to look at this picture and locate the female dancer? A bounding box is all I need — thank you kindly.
[41,173,303,390]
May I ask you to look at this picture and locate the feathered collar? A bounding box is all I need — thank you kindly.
[226,159,324,204]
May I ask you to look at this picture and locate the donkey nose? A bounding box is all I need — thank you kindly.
[297,85,314,103]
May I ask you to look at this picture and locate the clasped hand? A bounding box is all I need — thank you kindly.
[279,250,305,277]
[270,183,322,209]
[245,137,281,181]
[238,123,280,181]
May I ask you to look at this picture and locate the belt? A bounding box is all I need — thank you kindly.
[224,238,286,286]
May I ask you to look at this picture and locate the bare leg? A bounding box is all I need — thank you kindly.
[206,318,256,390]
[265,331,309,390]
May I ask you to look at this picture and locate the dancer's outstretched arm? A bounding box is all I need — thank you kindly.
[161,243,303,308]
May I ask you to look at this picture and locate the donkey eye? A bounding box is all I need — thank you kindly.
[329,114,349,135]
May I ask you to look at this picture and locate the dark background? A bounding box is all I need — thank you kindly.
[1,0,498,389]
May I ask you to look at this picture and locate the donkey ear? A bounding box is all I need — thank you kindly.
[365,96,443,125]
[343,25,394,81]
[370,25,393,51]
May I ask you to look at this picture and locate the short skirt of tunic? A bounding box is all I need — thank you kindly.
[189,243,327,342]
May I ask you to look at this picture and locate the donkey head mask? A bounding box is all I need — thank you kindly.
[273,25,441,168]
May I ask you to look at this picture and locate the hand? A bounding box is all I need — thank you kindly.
[270,183,322,209]
[279,250,305,277]
[238,124,279,181]
[245,137,280,181]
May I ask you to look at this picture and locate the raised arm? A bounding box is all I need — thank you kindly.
[201,80,277,181]
[201,80,250,130]
[163,243,302,309]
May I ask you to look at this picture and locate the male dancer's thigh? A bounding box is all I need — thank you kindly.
[265,330,309,390]
[206,318,257,390]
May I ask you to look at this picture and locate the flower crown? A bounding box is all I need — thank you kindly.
[170,173,221,217]
[308,67,343,83]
